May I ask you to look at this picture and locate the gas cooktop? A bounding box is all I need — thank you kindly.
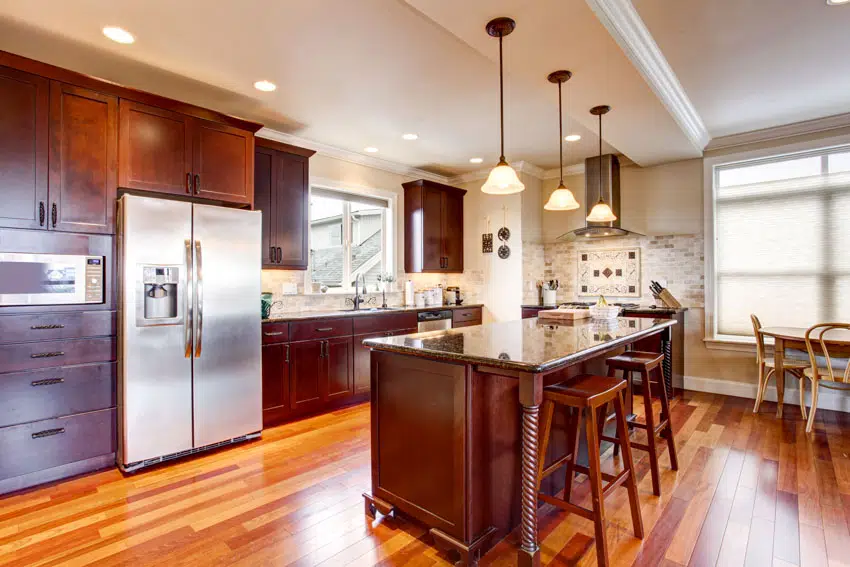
[559,301,641,310]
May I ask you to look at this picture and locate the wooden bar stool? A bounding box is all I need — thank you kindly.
[605,351,678,496]
[536,374,644,567]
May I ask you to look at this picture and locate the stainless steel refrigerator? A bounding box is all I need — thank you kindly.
[117,194,262,472]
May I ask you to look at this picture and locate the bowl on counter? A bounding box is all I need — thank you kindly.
[589,304,621,320]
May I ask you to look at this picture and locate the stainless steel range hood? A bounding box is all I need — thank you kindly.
[557,154,644,241]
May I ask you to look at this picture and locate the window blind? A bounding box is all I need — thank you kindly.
[311,187,389,209]
[714,147,850,337]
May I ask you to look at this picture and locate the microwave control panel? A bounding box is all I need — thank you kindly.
[84,257,105,303]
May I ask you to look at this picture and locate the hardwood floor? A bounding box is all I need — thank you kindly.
[2,391,850,566]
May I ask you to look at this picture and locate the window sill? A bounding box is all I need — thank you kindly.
[703,336,759,353]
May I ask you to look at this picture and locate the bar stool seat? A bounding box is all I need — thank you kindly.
[535,374,643,567]
[605,350,678,497]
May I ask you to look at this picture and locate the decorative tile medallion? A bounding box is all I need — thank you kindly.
[577,247,641,297]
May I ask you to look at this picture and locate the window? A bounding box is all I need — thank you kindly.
[309,186,391,291]
[709,144,850,339]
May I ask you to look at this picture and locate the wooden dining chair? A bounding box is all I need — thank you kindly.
[751,314,809,416]
[803,323,850,433]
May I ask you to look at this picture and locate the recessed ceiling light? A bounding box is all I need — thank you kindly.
[253,80,277,92]
[827,0,849,5]
[402,133,418,141]
[364,147,379,153]
[565,134,581,142]
[469,157,483,164]
[102,26,134,44]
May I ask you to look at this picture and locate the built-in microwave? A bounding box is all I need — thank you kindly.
[0,253,105,306]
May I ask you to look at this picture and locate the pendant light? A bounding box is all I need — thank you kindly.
[544,70,579,211]
[586,105,617,223]
[481,18,525,195]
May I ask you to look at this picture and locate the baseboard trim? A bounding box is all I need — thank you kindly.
[684,375,850,413]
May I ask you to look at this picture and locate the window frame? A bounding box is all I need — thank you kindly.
[703,132,850,350]
[306,177,397,294]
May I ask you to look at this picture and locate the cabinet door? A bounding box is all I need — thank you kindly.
[354,333,382,395]
[0,65,49,230]
[49,82,117,235]
[274,152,309,269]
[261,343,290,426]
[325,336,353,401]
[421,186,444,271]
[118,100,192,195]
[290,340,323,411]
[192,119,253,205]
[254,146,277,267]
[441,190,463,272]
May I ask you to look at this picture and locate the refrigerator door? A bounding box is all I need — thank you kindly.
[118,195,194,466]
[191,203,262,447]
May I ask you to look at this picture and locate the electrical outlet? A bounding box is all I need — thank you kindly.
[281,282,298,295]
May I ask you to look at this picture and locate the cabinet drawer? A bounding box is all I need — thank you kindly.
[262,322,290,344]
[452,308,482,326]
[352,312,417,335]
[0,363,116,428]
[0,408,116,482]
[0,311,115,344]
[0,338,116,374]
[290,317,353,342]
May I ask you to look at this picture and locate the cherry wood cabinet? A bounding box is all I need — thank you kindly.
[254,138,314,269]
[290,340,323,412]
[118,101,254,206]
[403,179,466,273]
[354,327,416,394]
[49,82,117,234]
[325,336,354,401]
[0,65,49,231]
[261,343,290,427]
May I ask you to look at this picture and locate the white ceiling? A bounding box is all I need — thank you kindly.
[0,0,846,177]
[634,0,850,138]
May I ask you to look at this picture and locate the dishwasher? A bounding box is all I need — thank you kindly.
[417,309,453,332]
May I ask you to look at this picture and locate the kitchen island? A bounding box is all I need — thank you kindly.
[363,316,676,566]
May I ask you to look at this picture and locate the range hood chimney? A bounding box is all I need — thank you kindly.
[556,154,643,241]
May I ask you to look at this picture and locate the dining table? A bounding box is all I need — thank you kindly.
[759,326,850,418]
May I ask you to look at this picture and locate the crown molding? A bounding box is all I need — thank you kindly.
[705,113,850,151]
[514,160,546,179]
[256,128,451,184]
[543,163,586,180]
[586,0,710,153]
[447,159,547,185]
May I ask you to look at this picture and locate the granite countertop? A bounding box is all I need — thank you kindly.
[363,316,676,373]
[521,303,687,316]
[263,303,484,323]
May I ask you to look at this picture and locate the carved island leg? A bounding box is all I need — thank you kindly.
[518,372,543,567]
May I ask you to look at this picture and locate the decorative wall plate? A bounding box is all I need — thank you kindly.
[498,226,511,241]
[482,233,493,253]
[497,244,511,259]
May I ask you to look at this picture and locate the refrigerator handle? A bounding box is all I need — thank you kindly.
[194,240,204,358]
[184,239,193,358]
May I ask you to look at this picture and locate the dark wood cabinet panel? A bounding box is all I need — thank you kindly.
[0,311,115,344]
[275,153,308,269]
[118,100,193,196]
[261,322,289,344]
[255,139,313,270]
[261,343,290,426]
[0,65,49,230]
[193,119,253,205]
[289,317,352,342]
[290,340,323,411]
[354,333,382,395]
[254,147,276,267]
[48,82,117,235]
[352,312,417,335]
[0,337,116,374]
[402,179,466,273]
[326,336,353,401]
[452,307,482,328]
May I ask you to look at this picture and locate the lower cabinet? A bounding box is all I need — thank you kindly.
[325,336,354,401]
[290,340,324,412]
[261,343,290,427]
[354,328,417,395]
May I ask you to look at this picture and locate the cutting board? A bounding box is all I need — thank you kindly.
[538,308,591,321]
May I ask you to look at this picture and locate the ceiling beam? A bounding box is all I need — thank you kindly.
[586,0,710,153]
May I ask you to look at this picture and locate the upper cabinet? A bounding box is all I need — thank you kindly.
[403,179,466,273]
[0,65,49,231]
[118,101,254,206]
[254,138,315,270]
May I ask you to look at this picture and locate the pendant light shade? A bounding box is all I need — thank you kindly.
[483,160,525,195]
[586,105,617,223]
[482,18,524,195]
[543,70,579,211]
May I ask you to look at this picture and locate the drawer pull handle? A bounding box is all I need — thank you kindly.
[32,427,65,439]
[30,351,65,359]
[30,324,66,330]
[264,331,285,336]
[316,327,334,332]
[32,378,65,387]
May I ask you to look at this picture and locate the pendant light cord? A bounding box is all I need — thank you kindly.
[558,81,563,185]
[499,33,505,163]
[598,112,604,204]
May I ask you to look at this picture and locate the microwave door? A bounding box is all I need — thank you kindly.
[0,253,103,306]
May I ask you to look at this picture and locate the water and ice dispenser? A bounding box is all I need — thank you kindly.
[136,266,182,326]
